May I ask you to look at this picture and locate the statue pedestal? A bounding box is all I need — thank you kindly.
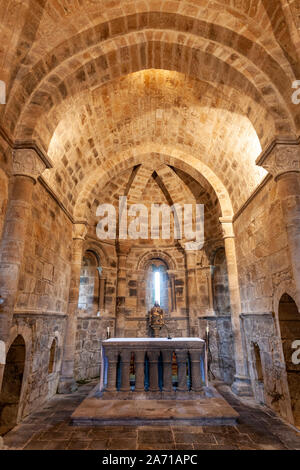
[151,325,161,338]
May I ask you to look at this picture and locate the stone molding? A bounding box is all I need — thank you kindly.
[219,217,235,239]
[72,223,88,241]
[0,125,53,171]
[256,137,300,180]
[12,148,47,181]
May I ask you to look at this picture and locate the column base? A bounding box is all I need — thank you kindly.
[57,376,78,394]
[231,375,252,397]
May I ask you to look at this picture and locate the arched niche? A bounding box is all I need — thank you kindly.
[78,250,101,316]
[0,335,25,435]
[278,293,300,428]
[48,338,57,374]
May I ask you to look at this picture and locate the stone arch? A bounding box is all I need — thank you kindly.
[47,330,63,376]
[137,250,177,272]
[4,324,33,426]
[6,12,298,140]
[74,145,234,222]
[82,241,109,269]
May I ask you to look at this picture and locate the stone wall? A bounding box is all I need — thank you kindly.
[74,316,114,381]
[234,178,295,421]
[16,182,72,314]
[10,313,66,421]
[199,316,235,384]
[234,179,292,316]
[3,181,73,421]
[240,313,293,423]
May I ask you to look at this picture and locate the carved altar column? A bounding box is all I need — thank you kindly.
[115,243,130,337]
[189,349,203,391]
[176,349,188,392]
[148,350,160,392]
[134,349,146,392]
[58,223,87,393]
[186,251,199,336]
[0,149,48,390]
[161,349,173,392]
[120,350,131,392]
[220,218,252,396]
[106,349,119,392]
[257,139,300,304]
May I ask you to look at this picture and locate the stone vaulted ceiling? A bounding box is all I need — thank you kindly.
[0,0,300,221]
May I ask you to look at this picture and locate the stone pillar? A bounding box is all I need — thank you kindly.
[115,243,130,337]
[137,271,146,315]
[220,218,252,396]
[162,349,173,392]
[148,350,160,392]
[189,349,203,391]
[99,271,106,314]
[176,350,188,391]
[0,149,47,391]
[186,251,199,337]
[206,266,215,315]
[167,272,176,312]
[106,350,119,392]
[120,350,131,392]
[257,139,300,304]
[58,223,87,393]
[134,349,145,392]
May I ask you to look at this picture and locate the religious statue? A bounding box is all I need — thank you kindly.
[149,302,165,337]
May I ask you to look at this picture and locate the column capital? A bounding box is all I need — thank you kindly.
[116,241,131,256]
[256,137,300,180]
[72,223,87,241]
[219,217,235,239]
[12,148,48,181]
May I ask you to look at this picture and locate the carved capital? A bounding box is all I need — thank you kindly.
[12,148,46,180]
[256,139,300,180]
[72,223,87,241]
[219,217,235,239]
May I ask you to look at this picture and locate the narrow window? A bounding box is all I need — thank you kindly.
[154,271,161,304]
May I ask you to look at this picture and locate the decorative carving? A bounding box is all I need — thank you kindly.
[72,223,87,240]
[12,149,46,180]
[258,143,300,180]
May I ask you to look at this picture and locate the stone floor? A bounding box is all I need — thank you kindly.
[2,380,300,450]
